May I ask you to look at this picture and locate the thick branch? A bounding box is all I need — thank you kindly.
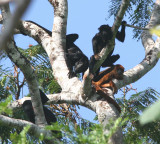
[0,0,11,5]
[1,4,47,127]
[18,20,51,45]
[86,1,129,143]
[82,0,130,98]
[115,0,160,90]
[6,40,48,126]
[95,0,130,71]
[112,0,130,32]
[0,115,58,144]
[115,39,160,89]
[45,0,82,92]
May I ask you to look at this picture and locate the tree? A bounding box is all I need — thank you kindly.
[0,0,160,143]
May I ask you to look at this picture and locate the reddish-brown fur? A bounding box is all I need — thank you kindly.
[91,64,124,113]
[92,64,124,93]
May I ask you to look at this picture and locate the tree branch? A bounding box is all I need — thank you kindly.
[82,0,130,98]
[0,115,58,144]
[10,91,99,115]
[1,3,48,127]
[86,1,130,143]
[17,20,51,44]
[0,0,11,5]
[115,0,160,90]
[125,23,149,30]
[44,0,83,93]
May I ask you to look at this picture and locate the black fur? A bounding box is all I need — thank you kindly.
[23,21,89,79]
[22,89,61,138]
[90,21,126,76]
[66,34,89,78]
[22,89,57,124]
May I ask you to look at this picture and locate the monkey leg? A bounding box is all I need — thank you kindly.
[101,54,120,67]
[75,56,89,74]
[89,55,100,77]
[101,81,118,94]
[92,81,102,91]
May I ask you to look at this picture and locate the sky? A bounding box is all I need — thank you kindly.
[12,0,160,122]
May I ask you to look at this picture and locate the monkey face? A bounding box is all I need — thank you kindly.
[115,65,124,79]
[117,68,124,75]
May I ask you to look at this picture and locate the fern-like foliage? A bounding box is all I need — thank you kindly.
[19,45,61,93]
[108,0,154,40]
[118,87,160,143]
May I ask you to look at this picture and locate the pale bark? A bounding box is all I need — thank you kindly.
[0,2,56,143]
[0,115,59,144]
[1,1,49,127]
[115,0,160,89]
[1,0,160,143]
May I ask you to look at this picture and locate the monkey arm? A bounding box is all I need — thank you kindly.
[116,21,126,42]
[101,80,118,94]
[92,72,113,91]
[66,34,79,43]
[92,65,124,92]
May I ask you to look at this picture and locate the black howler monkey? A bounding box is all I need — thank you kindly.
[22,89,57,124]
[22,21,89,79]
[22,89,61,138]
[90,21,126,76]
[66,34,89,78]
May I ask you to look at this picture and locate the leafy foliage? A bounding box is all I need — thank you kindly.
[45,117,127,144]
[0,95,12,115]
[108,0,154,40]
[19,45,61,93]
[119,87,160,143]
[10,126,31,144]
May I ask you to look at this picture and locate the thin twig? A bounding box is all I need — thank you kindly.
[125,24,149,30]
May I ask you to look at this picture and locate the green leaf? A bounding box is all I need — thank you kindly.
[0,95,12,115]
[10,125,30,144]
[1,76,7,86]
[139,100,160,125]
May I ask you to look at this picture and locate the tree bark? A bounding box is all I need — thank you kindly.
[1,0,160,143]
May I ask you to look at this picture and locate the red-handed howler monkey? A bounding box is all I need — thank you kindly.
[92,64,124,93]
[92,64,124,113]
[89,21,126,77]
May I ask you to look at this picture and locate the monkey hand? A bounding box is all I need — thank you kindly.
[121,21,127,26]
[68,71,76,79]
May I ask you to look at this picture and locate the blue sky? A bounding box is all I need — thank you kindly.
[13,0,160,122]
